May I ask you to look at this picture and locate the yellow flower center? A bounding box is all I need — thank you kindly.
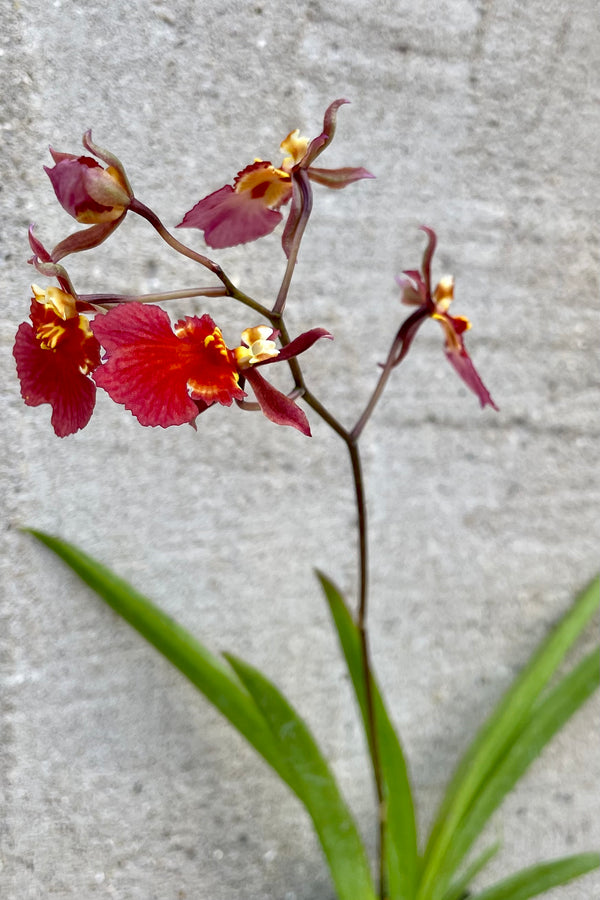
[32,284,78,320]
[431,276,471,354]
[280,129,309,169]
[235,325,279,369]
[32,284,86,350]
[235,163,292,208]
[432,275,455,313]
[202,329,232,360]
[36,320,66,350]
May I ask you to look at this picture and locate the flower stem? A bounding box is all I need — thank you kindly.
[166,166,390,893]
[81,286,228,306]
[351,356,396,441]
[303,387,387,900]
[351,323,409,441]
[129,199,271,318]
[345,438,387,900]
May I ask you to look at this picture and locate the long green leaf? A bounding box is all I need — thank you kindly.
[442,649,599,881]
[30,530,376,900]
[318,572,418,900]
[419,576,599,900]
[226,653,378,900]
[468,853,600,900]
[27,529,293,788]
[442,842,500,900]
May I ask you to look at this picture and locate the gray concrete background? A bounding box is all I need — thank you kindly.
[1,1,598,898]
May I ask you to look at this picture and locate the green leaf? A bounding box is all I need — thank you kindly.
[26,529,292,788]
[442,842,501,900]
[225,653,377,900]
[468,853,600,900]
[443,649,599,879]
[318,572,418,900]
[419,576,599,900]
[29,530,376,900]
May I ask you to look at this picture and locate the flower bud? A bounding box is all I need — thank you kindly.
[45,149,131,224]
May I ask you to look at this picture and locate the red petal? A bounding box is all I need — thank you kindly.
[92,304,244,428]
[13,318,97,437]
[178,184,284,248]
[92,305,206,427]
[244,368,311,435]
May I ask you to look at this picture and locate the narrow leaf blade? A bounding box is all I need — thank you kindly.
[442,842,501,900]
[318,572,418,900]
[419,576,599,900]
[27,529,292,786]
[468,853,600,900]
[443,649,599,879]
[226,653,377,900]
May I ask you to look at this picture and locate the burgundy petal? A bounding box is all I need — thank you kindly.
[255,327,333,367]
[302,99,349,168]
[28,225,53,263]
[82,131,134,197]
[178,185,284,248]
[419,226,437,297]
[396,271,428,307]
[307,166,375,189]
[47,148,77,165]
[445,344,498,410]
[45,156,106,219]
[391,307,430,367]
[27,227,76,294]
[244,368,311,435]
[51,218,123,262]
[281,169,312,259]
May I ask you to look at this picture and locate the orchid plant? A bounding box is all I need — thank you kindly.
[15,100,599,900]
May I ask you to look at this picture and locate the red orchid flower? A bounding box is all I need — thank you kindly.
[177,100,373,254]
[13,284,101,437]
[44,132,133,261]
[393,228,498,410]
[91,303,332,435]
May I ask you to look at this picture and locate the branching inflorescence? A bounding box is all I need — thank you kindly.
[14,99,496,441]
[14,100,504,900]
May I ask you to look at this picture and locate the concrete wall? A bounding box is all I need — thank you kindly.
[2,1,598,898]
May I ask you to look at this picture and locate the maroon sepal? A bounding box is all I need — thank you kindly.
[256,327,333,367]
[307,166,375,189]
[50,218,125,261]
[282,169,312,260]
[244,368,311,435]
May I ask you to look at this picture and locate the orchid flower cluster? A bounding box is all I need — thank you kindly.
[14,100,496,442]
[16,102,600,900]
